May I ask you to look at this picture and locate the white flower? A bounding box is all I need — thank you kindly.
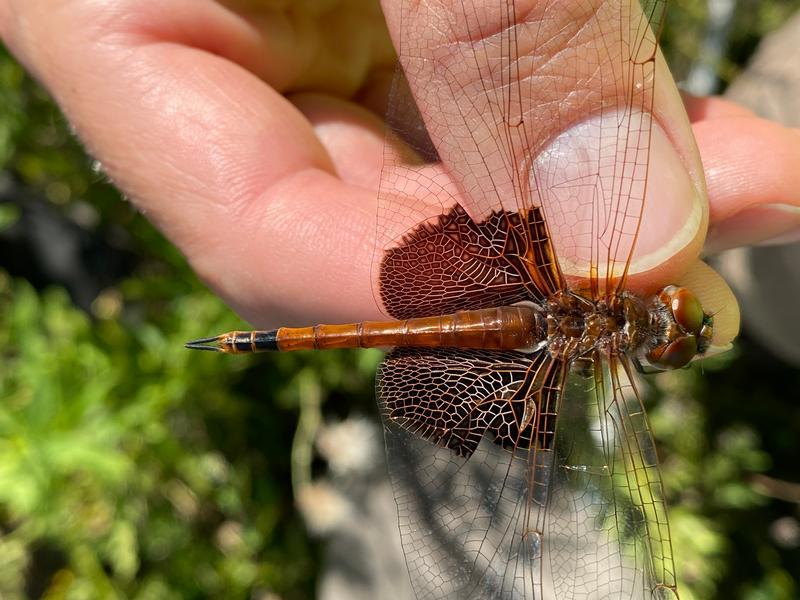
[316,416,380,477]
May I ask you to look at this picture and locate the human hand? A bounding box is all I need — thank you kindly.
[682,93,800,253]
[0,0,395,328]
[1,1,796,345]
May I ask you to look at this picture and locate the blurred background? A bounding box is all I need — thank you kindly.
[1,0,799,598]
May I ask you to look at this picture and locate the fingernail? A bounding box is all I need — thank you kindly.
[535,111,704,278]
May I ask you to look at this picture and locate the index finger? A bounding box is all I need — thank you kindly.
[0,0,390,327]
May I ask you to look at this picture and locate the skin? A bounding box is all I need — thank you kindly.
[1,0,798,344]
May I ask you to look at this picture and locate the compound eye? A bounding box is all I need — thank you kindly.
[647,337,698,370]
[669,287,704,334]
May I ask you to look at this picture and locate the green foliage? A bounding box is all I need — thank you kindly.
[646,347,800,600]
[0,270,379,599]
[0,273,370,598]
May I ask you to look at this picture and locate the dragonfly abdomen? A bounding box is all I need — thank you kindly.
[186,305,545,353]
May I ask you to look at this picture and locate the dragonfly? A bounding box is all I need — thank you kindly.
[188,1,736,598]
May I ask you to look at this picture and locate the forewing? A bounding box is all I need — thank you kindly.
[375,0,668,317]
[544,353,679,599]
[379,205,560,319]
[377,347,564,599]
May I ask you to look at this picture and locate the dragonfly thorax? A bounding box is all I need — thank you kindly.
[543,291,628,362]
[541,286,714,371]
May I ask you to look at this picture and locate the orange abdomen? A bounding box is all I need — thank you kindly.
[191,305,544,354]
[276,305,542,352]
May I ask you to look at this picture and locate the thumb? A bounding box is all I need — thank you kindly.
[380,0,707,293]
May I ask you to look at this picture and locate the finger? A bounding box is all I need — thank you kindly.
[1,0,292,91]
[219,0,396,97]
[682,94,800,250]
[691,115,800,252]
[379,0,707,296]
[0,0,389,326]
[293,93,385,191]
[681,93,755,121]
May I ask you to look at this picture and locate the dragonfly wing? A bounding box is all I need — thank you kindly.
[376,0,669,311]
[377,347,564,599]
[378,346,679,599]
[377,348,563,599]
[545,353,679,599]
[379,205,561,319]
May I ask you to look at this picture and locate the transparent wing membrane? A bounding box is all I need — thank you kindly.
[375,0,667,308]
[377,349,678,599]
[377,347,565,598]
[373,1,678,598]
[543,356,678,599]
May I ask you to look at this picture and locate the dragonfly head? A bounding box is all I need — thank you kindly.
[641,285,715,371]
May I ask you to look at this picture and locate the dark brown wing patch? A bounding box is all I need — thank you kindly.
[377,347,563,458]
[379,205,562,320]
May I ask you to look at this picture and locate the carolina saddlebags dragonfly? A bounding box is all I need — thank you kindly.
[187,0,737,598]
